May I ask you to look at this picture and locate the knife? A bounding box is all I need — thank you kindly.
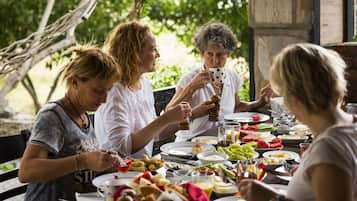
[265,168,292,177]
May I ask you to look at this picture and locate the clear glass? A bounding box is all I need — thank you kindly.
[223,121,240,144]
[191,174,214,198]
[346,103,357,114]
[217,126,227,146]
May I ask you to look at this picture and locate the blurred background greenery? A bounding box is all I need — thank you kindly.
[0,0,250,115]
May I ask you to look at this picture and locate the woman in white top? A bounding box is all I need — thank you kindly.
[166,22,272,134]
[95,21,194,158]
[238,43,357,201]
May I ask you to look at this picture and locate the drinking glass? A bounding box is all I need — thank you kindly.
[346,103,357,114]
[192,174,215,198]
[223,121,240,144]
[217,126,228,147]
[235,160,260,197]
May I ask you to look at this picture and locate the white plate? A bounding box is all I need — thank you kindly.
[160,142,215,157]
[263,150,300,161]
[224,112,270,123]
[275,166,292,182]
[278,134,308,144]
[92,171,141,188]
[191,136,218,145]
[214,196,245,201]
[213,184,287,201]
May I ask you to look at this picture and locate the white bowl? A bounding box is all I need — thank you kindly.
[197,152,228,164]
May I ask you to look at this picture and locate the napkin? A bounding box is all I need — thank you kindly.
[181,182,209,201]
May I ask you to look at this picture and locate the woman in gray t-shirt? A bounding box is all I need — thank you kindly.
[18,46,121,201]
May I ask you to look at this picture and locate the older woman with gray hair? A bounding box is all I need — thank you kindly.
[166,22,272,134]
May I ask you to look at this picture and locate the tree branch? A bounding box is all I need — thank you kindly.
[46,70,63,102]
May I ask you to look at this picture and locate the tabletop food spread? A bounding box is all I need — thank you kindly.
[85,112,311,201]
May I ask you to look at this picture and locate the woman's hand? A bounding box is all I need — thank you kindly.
[187,70,211,92]
[80,151,120,171]
[238,179,278,201]
[192,101,216,119]
[163,102,192,124]
[257,84,273,105]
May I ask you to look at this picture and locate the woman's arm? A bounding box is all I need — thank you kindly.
[19,144,118,183]
[130,103,191,153]
[166,87,194,110]
[308,164,352,201]
[166,71,210,110]
[234,93,264,112]
[234,84,272,112]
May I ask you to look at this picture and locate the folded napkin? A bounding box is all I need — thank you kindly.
[181,182,209,201]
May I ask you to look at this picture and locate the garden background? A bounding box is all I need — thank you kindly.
[0,0,250,115]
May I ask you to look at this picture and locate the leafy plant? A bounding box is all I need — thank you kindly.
[145,64,189,89]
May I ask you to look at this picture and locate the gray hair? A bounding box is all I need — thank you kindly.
[194,22,237,54]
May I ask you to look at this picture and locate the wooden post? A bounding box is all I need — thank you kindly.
[249,0,352,99]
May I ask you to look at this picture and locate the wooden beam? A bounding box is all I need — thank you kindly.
[248,27,256,101]
[345,0,355,41]
[311,0,320,44]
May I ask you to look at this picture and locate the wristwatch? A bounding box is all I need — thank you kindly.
[269,194,286,201]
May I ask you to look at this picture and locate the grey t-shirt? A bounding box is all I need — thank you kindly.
[25,102,98,201]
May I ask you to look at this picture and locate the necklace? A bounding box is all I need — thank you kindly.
[64,94,87,128]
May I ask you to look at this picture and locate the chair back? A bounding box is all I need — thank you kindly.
[153,86,176,116]
[0,129,30,200]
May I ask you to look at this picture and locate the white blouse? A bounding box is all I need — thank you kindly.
[94,78,157,158]
[177,66,242,135]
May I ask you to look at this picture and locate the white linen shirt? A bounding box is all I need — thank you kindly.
[286,124,357,201]
[94,78,157,158]
[177,66,242,135]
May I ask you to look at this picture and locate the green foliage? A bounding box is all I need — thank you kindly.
[238,76,250,102]
[0,0,132,48]
[146,0,249,58]
[145,65,189,89]
[0,0,251,113]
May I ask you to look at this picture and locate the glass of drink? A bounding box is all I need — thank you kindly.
[223,121,240,144]
[346,103,357,114]
[192,175,215,198]
[235,160,260,197]
[217,126,228,147]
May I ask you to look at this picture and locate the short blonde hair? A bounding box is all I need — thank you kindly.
[61,45,120,87]
[270,43,347,113]
[105,21,150,86]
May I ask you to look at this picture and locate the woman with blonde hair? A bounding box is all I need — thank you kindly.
[238,43,357,201]
[19,46,121,201]
[95,21,196,158]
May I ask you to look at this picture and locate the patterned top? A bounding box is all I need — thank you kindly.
[25,102,98,201]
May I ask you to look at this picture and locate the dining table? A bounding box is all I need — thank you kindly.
[80,115,308,201]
